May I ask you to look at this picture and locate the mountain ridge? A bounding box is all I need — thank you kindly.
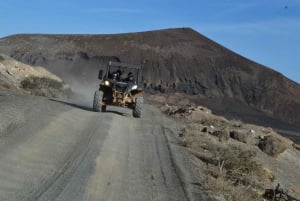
[0,27,299,130]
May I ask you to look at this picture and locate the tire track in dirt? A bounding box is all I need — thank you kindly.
[0,94,189,201]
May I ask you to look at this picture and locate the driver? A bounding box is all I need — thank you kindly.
[109,69,122,81]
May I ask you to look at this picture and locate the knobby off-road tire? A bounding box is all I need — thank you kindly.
[93,91,104,112]
[133,96,143,118]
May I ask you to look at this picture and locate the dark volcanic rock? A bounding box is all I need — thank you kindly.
[0,28,299,129]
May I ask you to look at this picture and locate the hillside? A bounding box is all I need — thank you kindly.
[0,54,70,98]
[0,28,299,130]
[158,101,300,201]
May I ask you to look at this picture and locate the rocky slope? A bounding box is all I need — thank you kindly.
[0,54,70,98]
[0,28,299,129]
[159,102,300,201]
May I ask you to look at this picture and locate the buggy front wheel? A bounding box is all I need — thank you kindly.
[133,96,143,118]
[93,91,104,112]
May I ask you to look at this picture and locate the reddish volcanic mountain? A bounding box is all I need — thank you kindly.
[0,28,299,131]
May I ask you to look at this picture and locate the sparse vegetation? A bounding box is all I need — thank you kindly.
[230,130,248,143]
[230,119,243,128]
[161,104,300,201]
[20,76,70,98]
[198,116,228,128]
[0,55,71,98]
[184,123,275,200]
[21,76,63,89]
[203,174,261,201]
[258,135,289,157]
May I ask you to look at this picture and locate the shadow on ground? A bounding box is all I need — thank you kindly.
[49,99,130,117]
[49,99,94,112]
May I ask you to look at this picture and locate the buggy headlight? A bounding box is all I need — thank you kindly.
[104,80,110,86]
[131,85,138,90]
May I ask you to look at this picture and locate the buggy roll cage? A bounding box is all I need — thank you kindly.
[101,61,143,85]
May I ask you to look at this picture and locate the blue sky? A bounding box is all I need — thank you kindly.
[0,0,299,83]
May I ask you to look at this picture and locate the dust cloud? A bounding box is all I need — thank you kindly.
[65,77,99,109]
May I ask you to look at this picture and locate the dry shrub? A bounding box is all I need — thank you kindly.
[183,123,203,149]
[230,119,243,128]
[182,118,276,200]
[258,135,289,157]
[198,116,229,128]
[184,123,274,184]
[262,127,273,134]
[199,146,274,201]
[188,134,274,200]
[165,106,189,116]
[230,131,248,143]
[204,174,261,201]
[212,130,230,142]
[264,184,300,201]
[219,147,274,186]
[20,76,70,98]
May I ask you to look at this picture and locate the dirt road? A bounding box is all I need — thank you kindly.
[0,92,189,201]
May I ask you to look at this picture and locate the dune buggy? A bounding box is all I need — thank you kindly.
[93,61,144,118]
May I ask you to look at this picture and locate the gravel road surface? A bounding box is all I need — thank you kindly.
[0,92,190,201]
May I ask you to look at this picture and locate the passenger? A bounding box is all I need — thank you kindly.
[125,72,135,83]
